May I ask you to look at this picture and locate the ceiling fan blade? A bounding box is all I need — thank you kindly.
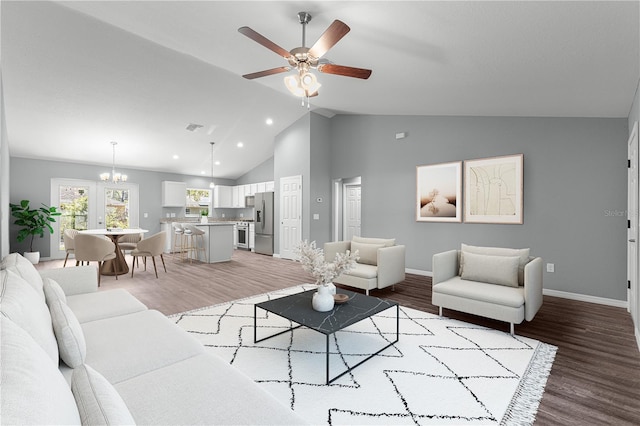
[317,63,372,79]
[242,67,291,80]
[238,26,292,59]
[308,20,350,59]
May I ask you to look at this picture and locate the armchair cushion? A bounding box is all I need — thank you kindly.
[352,236,395,247]
[460,252,520,287]
[460,243,530,285]
[351,241,385,265]
[49,299,86,368]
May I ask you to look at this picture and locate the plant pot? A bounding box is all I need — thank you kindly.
[312,284,335,312]
[23,251,40,264]
[200,217,208,224]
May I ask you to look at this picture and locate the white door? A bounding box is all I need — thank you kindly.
[279,175,302,260]
[343,184,361,240]
[96,182,139,229]
[628,121,639,323]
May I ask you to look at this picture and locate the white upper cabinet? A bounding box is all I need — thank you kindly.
[265,181,275,192]
[213,185,232,208]
[162,181,187,207]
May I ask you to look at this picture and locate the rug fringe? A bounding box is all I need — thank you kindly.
[500,342,557,425]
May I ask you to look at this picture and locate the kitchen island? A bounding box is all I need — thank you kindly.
[194,222,235,263]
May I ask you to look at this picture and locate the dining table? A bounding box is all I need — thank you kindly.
[79,228,148,276]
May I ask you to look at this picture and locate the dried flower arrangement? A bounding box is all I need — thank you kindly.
[294,240,359,286]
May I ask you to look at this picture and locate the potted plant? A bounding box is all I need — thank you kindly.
[200,209,209,224]
[9,199,62,264]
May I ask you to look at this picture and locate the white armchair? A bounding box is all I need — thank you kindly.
[432,244,543,335]
[324,236,406,295]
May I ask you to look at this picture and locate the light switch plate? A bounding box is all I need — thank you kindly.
[546,263,555,273]
[313,214,319,220]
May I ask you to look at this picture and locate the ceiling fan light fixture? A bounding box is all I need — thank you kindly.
[300,72,321,92]
[284,74,305,97]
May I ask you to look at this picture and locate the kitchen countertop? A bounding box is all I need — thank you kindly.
[160,218,253,224]
[194,222,235,226]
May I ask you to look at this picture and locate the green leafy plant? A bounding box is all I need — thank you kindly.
[201,209,209,217]
[9,200,62,252]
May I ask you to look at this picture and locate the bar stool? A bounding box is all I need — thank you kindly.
[171,222,186,261]
[183,224,206,263]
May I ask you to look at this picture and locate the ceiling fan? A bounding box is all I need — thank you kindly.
[238,12,372,100]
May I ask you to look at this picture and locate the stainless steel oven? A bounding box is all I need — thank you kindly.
[236,222,249,249]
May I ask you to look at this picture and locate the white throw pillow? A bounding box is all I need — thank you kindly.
[43,277,67,306]
[0,270,59,363]
[72,364,136,425]
[460,251,520,287]
[49,299,86,368]
[1,252,45,299]
[0,316,81,424]
[460,243,530,285]
[350,242,385,265]
[352,236,395,247]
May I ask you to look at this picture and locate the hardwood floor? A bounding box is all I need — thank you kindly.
[37,250,640,425]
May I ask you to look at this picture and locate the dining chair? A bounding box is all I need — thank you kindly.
[62,229,79,267]
[74,233,117,286]
[130,231,167,278]
[119,232,143,257]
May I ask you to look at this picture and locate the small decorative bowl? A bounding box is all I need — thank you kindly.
[333,294,349,304]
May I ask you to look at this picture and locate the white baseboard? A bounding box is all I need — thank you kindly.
[542,288,628,308]
[405,268,432,277]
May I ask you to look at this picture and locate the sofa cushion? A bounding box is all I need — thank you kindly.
[114,353,305,425]
[82,310,205,384]
[433,276,525,308]
[351,241,385,266]
[460,244,530,285]
[43,277,67,305]
[72,364,136,425]
[460,251,520,287]
[1,252,45,299]
[352,236,395,247]
[0,270,59,363]
[343,263,378,279]
[50,299,87,368]
[67,289,147,324]
[0,316,81,424]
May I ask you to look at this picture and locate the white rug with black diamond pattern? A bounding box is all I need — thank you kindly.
[171,285,557,425]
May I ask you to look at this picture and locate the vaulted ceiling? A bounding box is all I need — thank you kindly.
[2,1,639,179]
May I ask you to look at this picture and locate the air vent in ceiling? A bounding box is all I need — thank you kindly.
[185,123,204,132]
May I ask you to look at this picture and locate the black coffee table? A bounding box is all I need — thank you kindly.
[254,288,399,384]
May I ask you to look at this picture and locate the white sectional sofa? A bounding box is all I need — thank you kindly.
[0,253,305,425]
[432,244,543,335]
[324,236,406,295]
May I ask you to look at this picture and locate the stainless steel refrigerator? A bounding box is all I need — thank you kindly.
[254,191,274,255]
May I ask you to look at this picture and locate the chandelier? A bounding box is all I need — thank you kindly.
[209,142,215,189]
[100,141,127,183]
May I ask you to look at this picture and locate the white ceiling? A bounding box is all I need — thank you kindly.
[2,1,639,179]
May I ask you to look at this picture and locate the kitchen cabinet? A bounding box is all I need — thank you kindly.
[162,181,187,207]
[213,185,232,208]
[233,223,238,248]
[248,183,257,196]
[249,222,255,251]
[232,185,246,208]
[265,181,275,192]
[256,182,266,193]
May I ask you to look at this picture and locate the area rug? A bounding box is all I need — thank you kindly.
[171,285,557,425]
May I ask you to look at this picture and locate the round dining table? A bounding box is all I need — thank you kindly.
[79,228,148,276]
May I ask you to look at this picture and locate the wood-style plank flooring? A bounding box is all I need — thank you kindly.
[37,250,640,425]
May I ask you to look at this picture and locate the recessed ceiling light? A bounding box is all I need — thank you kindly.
[265,118,273,125]
[173,154,179,160]
[215,161,221,166]
[237,142,244,148]
[200,170,206,175]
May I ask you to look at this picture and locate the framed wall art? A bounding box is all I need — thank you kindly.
[416,161,462,222]
[464,154,523,224]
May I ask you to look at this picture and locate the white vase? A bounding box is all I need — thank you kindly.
[312,284,335,312]
[23,251,40,264]
[200,217,208,224]
[325,282,336,295]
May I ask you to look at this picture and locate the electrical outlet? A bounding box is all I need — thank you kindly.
[143,212,148,218]
[546,263,555,273]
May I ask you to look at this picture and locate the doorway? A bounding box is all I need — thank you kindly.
[332,176,361,241]
[627,121,639,326]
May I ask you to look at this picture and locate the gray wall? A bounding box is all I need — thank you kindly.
[0,71,9,259]
[274,113,311,250]
[236,156,274,185]
[9,157,235,256]
[309,113,332,246]
[330,115,629,301]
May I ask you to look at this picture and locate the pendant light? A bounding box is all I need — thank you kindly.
[100,141,127,183]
